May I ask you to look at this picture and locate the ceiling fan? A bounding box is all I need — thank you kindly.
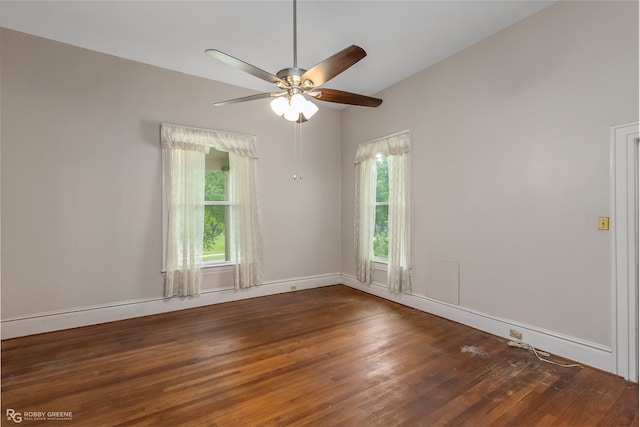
[205,0,382,123]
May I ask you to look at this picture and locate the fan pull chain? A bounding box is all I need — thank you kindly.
[293,121,297,180]
[298,120,303,180]
[292,120,303,181]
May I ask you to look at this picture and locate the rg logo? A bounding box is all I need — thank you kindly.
[6,409,22,423]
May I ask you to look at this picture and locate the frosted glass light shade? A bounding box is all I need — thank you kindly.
[289,93,306,113]
[302,100,318,120]
[270,97,288,116]
[284,109,300,122]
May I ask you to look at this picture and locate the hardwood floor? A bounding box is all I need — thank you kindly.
[1,285,637,426]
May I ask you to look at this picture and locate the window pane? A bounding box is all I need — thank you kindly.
[375,156,389,203]
[204,171,227,202]
[205,149,229,201]
[373,204,388,258]
[203,205,227,262]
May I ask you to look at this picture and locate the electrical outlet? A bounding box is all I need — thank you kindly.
[290,285,297,291]
[509,329,523,340]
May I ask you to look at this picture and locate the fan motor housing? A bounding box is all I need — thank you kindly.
[276,67,310,88]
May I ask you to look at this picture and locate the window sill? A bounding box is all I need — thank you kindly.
[372,259,388,271]
[202,261,234,270]
[161,262,234,275]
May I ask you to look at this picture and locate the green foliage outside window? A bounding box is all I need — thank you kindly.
[204,170,227,261]
[205,171,226,202]
[373,156,389,258]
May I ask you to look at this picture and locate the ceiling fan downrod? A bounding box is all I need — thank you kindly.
[293,0,297,69]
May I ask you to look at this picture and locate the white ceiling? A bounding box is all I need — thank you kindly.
[0,1,554,105]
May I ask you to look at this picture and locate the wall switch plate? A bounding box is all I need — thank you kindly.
[598,217,610,230]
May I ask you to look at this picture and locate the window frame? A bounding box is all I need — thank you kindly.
[203,150,232,266]
[202,201,232,266]
[161,151,233,272]
[354,129,411,289]
[202,197,231,266]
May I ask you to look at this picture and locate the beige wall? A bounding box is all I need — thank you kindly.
[0,29,342,318]
[2,0,638,351]
[341,0,638,347]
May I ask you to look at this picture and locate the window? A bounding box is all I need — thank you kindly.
[203,150,230,264]
[374,154,389,259]
[354,131,411,293]
[161,123,263,297]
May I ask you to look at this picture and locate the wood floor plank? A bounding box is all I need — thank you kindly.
[1,285,637,426]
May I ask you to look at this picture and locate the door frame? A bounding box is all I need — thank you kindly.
[612,121,639,382]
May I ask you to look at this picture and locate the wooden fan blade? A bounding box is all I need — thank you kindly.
[206,49,287,86]
[300,45,366,87]
[314,88,382,107]
[214,92,282,106]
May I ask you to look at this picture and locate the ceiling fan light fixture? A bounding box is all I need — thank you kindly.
[274,93,317,121]
[270,96,288,116]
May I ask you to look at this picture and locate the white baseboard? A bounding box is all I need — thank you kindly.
[341,274,614,374]
[1,273,341,339]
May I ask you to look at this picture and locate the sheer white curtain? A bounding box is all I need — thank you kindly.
[354,157,376,283]
[161,123,263,296]
[162,143,206,297]
[229,152,263,289]
[354,131,411,293]
[387,152,411,293]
